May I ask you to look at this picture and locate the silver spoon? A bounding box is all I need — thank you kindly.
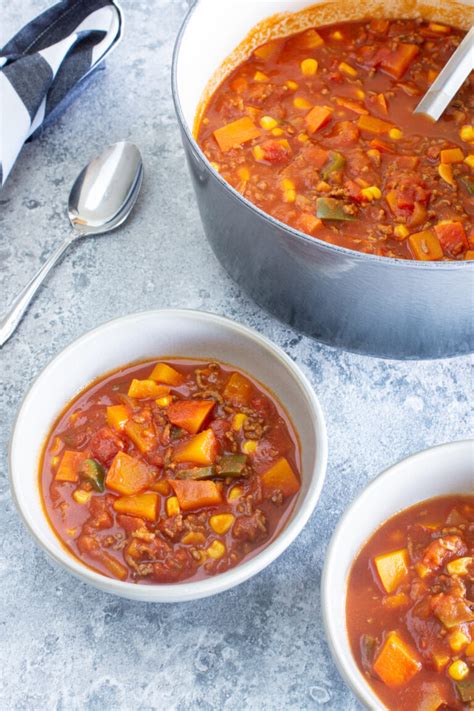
[0,141,143,347]
[414,27,474,121]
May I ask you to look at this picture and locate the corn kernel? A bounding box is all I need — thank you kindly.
[438,163,455,186]
[281,178,295,191]
[237,167,250,181]
[300,58,318,76]
[283,189,296,203]
[228,486,243,502]
[433,654,450,671]
[286,80,298,91]
[156,395,172,408]
[331,30,343,40]
[316,180,331,192]
[447,556,473,575]
[207,540,226,559]
[210,513,235,535]
[210,162,220,172]
[166,496,180,517]
[448,660,469,681]
[339,62,357,77]
[51,455,60,469]
[66,527,78,538]
[293,96,312,109]
[271,127,284,136]
[389,128,403,140]
[73,489,92,505]
[355,88,365,99]
[254,71,268,82]
[242,440,257,454]
[466,642,474,656]
[297,133,309,143]
[361,185,381,201]
[428,22,450,34]
[367,148,381,164]
[260,115,278,130]
[252,145,265,161]
[181,531,206,546]
[232,413,247,431]
[428,69,439,83]
[448,630,470,652]
[394,224,410,239]
[460,125,474,143]
[465,155,474,168]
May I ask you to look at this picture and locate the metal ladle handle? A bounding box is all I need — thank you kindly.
[0,235,73,347]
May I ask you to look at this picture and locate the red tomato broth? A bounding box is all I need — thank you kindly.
[196,18,474,260]
[346,495,474,710]
[40,358,302,584]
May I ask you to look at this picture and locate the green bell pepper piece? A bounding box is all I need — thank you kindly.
[316,197,355,221]
[175,466,216,480]
[78,459,105,492]
[218,454,247,477]
[322,151,346,180]
[459,176,474,196]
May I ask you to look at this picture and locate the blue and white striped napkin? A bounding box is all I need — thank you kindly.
[0,0,123,188]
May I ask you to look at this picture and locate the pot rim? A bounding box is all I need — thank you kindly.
[171,0,472,271]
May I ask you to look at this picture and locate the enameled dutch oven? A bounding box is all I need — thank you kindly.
[172,0,474,360]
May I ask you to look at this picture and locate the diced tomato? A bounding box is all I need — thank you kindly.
[326,121,359,147]
[89,426,124,467]
[345,179,364,202]
[116,514,147,533]
[434,221,469,256]
[255,139,291,164]
[302,143,328,169]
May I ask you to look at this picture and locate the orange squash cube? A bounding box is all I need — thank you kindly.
[305,105,332,134]
[167,399,215,434]
[213,117,260,153]
[127,379,170,399]
[106,404,129,432]
[440,148,464,164]
[124,420,155,453]
[358,114,393,135]
[408,230,443,261]
[173,429,218,465]
[105,452,154,495]
[373,632,421,686]
[169,479,222,511]
[379,44,419,79]
[113,493,158,522]
[149,362,184,386]
[374,548,410,593]
[223,372,253,405]
[55,450,87,482]
[261,457,300,497]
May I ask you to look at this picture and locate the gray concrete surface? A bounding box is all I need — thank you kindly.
[0,2,472,709]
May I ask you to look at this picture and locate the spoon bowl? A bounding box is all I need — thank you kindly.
[0,141,143,346]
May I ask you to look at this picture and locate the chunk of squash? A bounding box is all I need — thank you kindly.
[167,399,215,434]
[213,116,260,153]
[105,452,154,495]
[113,493,158,522]
[169,479,222,511]
[373,631,421,686]
[127,379,170,399]
[261,457,300,497]
[106,404,129,432]
[358,114,393,135]
[305,105,332,134]
[55,450,87,482]
[374,548,410,593]
[173,429,218,465]
[149,362,184,386]
[223,372,252,405]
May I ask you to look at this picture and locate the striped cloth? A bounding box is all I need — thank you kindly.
[0,0,123,188]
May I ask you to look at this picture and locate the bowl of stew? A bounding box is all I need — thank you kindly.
[9,309,327,602]
[321,439,474,710]
[172,0,474,358]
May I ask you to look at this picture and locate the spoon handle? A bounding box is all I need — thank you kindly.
[0,236,73,347]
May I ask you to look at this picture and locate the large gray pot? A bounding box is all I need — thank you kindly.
[172,0,473,359]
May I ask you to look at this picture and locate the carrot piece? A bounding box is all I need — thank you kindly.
[380,44,420,79]
[149,362,184,386]
[261,457,300,497]
[113,493,158,522]
[370,138,395,153]
[213,116,260,153]
[297,213,323,234]
[169,479,222,511]
[106,404,129,432]
[358,115,393,135]
[173,429,218,465]
[128,379,170,399]
[440,148,464,164]
[305,105,333,134]
[105,452,154,495]
[335,97,368,115]
[374,548,410,593]
[97,551,128,580]
[167,399,215,434]
[434,221,468,255]
[408,230,443,261]
[55,450,87,482]
[223,372,253,404]
[373,632,421,686]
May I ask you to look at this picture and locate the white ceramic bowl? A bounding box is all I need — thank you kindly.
[9,309,327,602]
[321,439,474,710]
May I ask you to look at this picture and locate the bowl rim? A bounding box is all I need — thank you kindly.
[320,438,474,709]
[171,0,472,272]
[9,308,328,602]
